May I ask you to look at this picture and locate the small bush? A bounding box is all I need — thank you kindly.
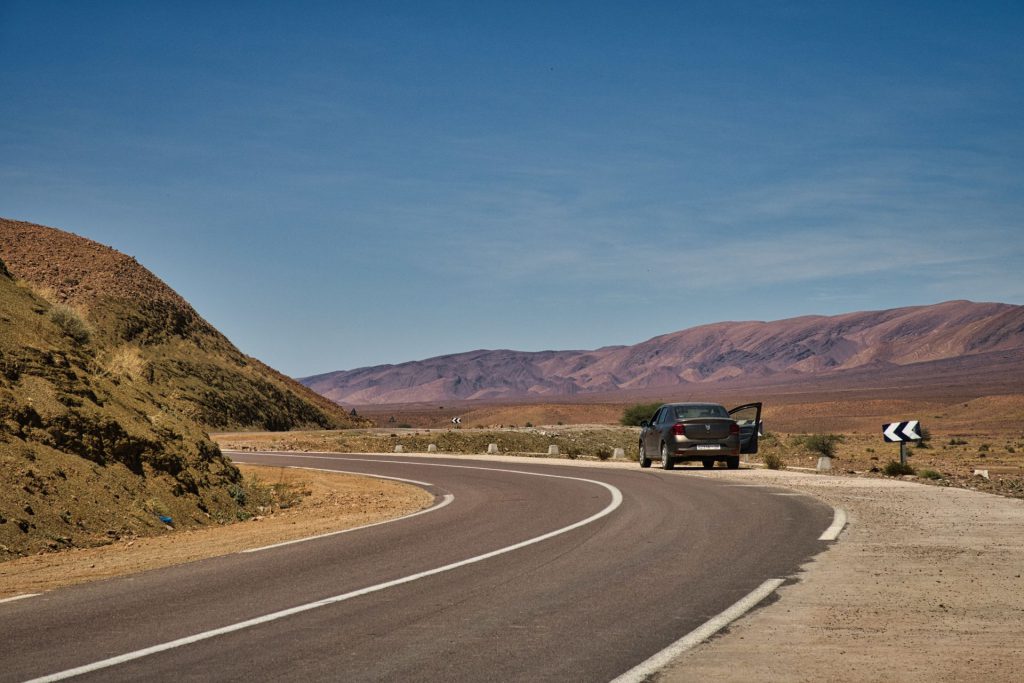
[915,426,932,449]
[595,445,613,461]
[979,443,990,452]
[762,452,785,470]
[50,305,91,345]
[620,402,664,427]
[106,345,146,380]
[800,434,845,459]
[948,438,968,446]
[919,469,943,480]
[882,461,916,477]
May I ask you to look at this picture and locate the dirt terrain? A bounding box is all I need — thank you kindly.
[0,464,432,599]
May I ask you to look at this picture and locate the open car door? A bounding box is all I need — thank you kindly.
[728,402,762,454]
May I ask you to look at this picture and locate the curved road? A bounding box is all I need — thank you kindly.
[2,452,835,682]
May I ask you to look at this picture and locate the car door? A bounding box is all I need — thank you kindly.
[728,402,763,454]
[644,406,664,453]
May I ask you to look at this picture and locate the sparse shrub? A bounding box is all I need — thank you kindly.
[882,460,916,477]
[915,427,932,449]
[50,305,91,345]
[227,484,247,506]
[396,423,412,429]
[1008,447,1016,454]
[762,452,785,470]
[979,443,990,452]
[596,446,613,461]
[799,434,845,459]
[919,469,943,480]
[948,438,968,446]
[620,402,664,427]
[106,345,146,380]
[525,422,533,428]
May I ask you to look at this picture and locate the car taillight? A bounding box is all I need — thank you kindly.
[730,423,740,435]
[673,423,687,436]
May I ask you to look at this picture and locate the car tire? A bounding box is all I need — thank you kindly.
[639,442,651,468]
[702,458,714,469]
[726,456,740,469]
[661,443,674,470]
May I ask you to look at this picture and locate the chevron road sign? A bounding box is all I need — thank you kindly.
[451,417,462,425]
[883,420,921,443]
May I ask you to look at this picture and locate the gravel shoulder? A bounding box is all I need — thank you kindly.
[0,464,433,599]
[660,468,1024,682]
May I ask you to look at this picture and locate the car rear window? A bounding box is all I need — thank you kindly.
[673,404,728,419]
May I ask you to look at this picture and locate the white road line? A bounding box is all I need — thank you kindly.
[235,465,450,553]
[610,578,786,683]
[26,460,623,683]
[0,593,39,605]
[819,507,847,541]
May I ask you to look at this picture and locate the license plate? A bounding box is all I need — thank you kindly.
[696,444,721,451]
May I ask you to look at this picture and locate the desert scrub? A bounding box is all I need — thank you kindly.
[49,305,91,345]
[798,433,845,459]
[105,345,146,381]
[762,451,785,470]
[620,402,664,426]
[918,469,943,480]
[882,460,916,477]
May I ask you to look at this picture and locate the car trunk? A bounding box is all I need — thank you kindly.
[681,419,733,440]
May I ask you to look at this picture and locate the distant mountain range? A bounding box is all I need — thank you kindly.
[301,300,1024,405]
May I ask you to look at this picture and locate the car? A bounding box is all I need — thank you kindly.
[638,402,762,470]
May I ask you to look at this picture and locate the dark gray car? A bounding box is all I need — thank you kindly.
[638,402,762,470]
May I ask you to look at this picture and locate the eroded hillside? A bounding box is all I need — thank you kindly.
[0,218,365,431]
[0,257,243,559]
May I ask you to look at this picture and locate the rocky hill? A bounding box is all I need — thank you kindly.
[0,219,365,431]
[0,218,365,560]
[302,301,1024,404]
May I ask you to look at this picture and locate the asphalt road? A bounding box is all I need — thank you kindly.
[2,453,834,682]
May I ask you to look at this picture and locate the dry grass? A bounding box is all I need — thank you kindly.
[103,344,146,381]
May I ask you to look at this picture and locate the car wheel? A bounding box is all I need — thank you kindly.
[638,442,651,468]
[702,458,714,469]
[661,443,674,470]
[726,456,740,469]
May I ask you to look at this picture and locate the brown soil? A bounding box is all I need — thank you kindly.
[0,464,432,599]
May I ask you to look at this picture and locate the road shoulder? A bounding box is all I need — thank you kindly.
[0,464,433,598]
[660,468,1024,682]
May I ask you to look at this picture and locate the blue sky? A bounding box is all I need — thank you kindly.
[2,1,1022,377]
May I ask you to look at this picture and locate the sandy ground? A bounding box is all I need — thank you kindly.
[660,468,1024,682]
[0,464,433,599]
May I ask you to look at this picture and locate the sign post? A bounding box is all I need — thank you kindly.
[883,420,922,466]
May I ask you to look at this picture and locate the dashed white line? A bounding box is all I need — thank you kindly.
[0,593,39,605]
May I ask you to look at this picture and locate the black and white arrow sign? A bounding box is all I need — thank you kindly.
[883,420,921,442]
[451,417,462,425]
